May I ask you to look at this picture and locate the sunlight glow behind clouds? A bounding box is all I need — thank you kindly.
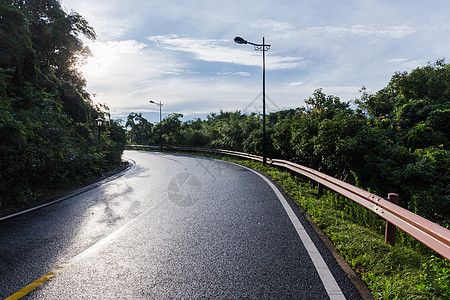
[81,40,148,75]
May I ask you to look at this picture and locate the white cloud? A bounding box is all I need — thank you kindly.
[384,58,428,70]
[147,35,305,70]
[248,19,296,35]
[303,25,416,39]
[215,72,251,77]
[162,69,198,75]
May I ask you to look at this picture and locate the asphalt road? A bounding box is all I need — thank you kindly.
[0,151,361,299]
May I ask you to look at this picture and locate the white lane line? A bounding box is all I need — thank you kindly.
[243,165,346,300]
[5,186,168,299]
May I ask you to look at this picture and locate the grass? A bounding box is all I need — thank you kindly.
[130,148,449,299]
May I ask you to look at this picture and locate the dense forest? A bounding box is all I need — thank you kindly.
[126,60,449,227]
[0,0,126,208]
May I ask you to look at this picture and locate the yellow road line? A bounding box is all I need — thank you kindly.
[4,195,163,299]
[4,263,68,300]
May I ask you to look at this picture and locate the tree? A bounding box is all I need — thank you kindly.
[161,113,183,146]
[180,118,210,147]
[354,60,449,224]
[0,3,37,83]
[9,0,96,87]
[313,110,366,180]
[356,60,450,150]
[242,113,262,155]
[209,111,245,150]
[281,90,353,168]
[103,119,127,166]
[305,88,351,118]
[398,146,449,225]
[125,112,153,145]
[0,1,125,208]
[272,111,296,159]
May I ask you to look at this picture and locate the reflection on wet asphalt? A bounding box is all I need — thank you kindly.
[0,151,361,299]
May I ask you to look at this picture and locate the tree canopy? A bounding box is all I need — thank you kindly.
[0,0,126,208]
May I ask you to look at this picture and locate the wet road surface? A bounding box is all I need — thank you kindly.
[0,151,361,299]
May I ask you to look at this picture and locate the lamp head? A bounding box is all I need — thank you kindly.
[234,36,248,44]
[95,118,104,127]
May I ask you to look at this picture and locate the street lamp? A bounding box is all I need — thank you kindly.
[95,117,104,142]
[149,100,163,150]
[234,36,271,164]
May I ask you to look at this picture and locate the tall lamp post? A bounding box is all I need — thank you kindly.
[95,117,104,142]
[234,36,271,164]
[149,100,163,150]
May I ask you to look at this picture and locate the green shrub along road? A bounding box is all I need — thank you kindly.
[0,1,126,209]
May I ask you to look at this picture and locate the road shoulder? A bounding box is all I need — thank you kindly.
[0,161,131,221]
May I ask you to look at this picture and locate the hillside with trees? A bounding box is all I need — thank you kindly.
[0,0,126,209]
[126,60,449,227]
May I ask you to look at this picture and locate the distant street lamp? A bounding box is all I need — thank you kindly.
[149,100,163,150]
[95,117,104,142]
[234,36,271,164]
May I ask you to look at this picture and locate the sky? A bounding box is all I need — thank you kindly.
[61,0,450,123]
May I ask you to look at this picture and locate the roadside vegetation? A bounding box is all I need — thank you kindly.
[0,1,126,209]
[126,60,449,229]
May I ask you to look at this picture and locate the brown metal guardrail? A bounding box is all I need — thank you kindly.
[127,145,450,260]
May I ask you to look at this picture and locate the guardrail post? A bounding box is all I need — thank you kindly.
[317,167,324,195]
[385,193,399,246]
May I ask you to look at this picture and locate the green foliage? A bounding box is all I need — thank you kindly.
[305,88,351,116]
[416,256,450,298]
[0,3,37,83]
[126,112,154,145]
[161,113,183,146]
[272,110,296,159]
[397,146,450,225]
[0,1,125,208]
[9,0,96,87]
[180,118,210,147]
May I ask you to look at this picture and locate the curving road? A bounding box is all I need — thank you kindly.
[0,151,361,299]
